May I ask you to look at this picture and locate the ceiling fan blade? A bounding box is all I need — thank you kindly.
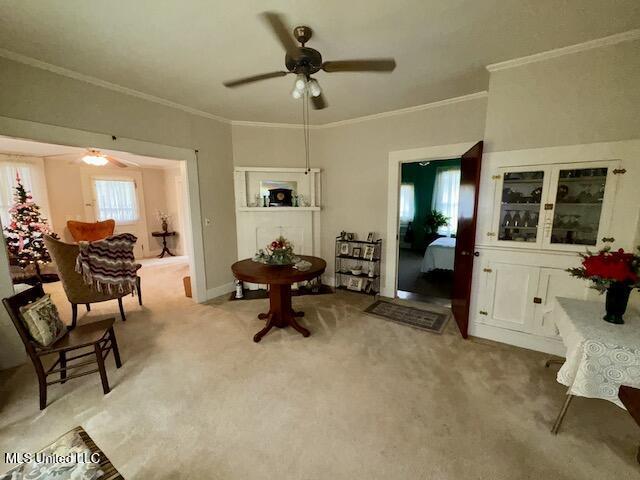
[311,92,327,110]
[223,71,288,88]
[322,59,396,73]
[261,11,300,59]
[106,155,128,168]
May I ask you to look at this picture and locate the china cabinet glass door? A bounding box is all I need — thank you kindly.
[548,167,609,247]
[497,169,546,245]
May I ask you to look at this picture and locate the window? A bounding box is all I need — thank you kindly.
[94,178,138,223]
[432,167,461,236]
[399,183,415,224]
[0,163,34,227]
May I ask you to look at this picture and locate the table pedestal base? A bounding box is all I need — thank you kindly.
[254,284,310,342]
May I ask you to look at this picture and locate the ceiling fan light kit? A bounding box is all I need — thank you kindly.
[82,150,109,166]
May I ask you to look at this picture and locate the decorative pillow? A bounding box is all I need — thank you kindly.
[19,294,66,347]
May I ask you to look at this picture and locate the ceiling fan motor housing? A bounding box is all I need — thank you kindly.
[285,47,322,75]
[293,25,312,45]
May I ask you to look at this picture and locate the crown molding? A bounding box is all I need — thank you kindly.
[231,91,488,129]
[0,48,230,124]
[230,120,306,129]
[486,29,640,72]
[317,91,488,129]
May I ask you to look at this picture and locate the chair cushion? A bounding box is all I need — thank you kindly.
[19,294,66,347]
[67,220,115,242]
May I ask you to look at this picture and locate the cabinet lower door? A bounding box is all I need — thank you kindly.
[533,268,591,338]
[481,262,539,333]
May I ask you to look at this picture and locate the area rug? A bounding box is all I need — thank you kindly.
[0,426,123,479]
[365,300,449,334]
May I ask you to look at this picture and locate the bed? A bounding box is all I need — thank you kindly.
[420,236,456,273]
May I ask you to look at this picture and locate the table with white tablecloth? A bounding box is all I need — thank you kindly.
[552,296,640,414]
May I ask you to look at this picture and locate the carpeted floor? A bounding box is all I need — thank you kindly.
[0,259,638,479]
[397,248,453,299]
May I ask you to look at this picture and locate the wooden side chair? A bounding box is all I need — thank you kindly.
[44,235,141,327]
[2,284,122,410]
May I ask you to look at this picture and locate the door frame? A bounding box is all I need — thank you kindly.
[385,142,476,298]
[0,115,207,302]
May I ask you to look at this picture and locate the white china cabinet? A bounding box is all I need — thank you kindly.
[488,160,621,251]
[469,140,639,355]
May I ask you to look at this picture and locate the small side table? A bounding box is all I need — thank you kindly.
[152,231,176,258]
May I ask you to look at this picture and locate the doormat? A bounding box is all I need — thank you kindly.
[364,300,449,334]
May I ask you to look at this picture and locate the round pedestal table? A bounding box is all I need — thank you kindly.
[231,256,326,342]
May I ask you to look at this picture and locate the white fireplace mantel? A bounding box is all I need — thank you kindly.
[233,167,322,283]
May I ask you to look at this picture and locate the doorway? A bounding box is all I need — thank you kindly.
[385,142,483,338]
[397,158,461,304]
[0,116,207,303]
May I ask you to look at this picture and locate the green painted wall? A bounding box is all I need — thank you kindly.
[401,158,460,250]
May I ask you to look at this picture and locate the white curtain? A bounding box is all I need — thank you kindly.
[94,179,139,222]
[0,162,34,227]
[399,183,415,224]
[432,167,461,236]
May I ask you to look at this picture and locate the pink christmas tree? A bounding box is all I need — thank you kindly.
[3,173,58,275]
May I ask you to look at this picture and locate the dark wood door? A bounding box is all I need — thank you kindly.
[451,141,483,338]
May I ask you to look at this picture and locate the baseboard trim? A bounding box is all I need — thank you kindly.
[469,322,566,356]
[205,282,235,301]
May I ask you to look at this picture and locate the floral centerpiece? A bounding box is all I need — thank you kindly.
[567,247,640,324]
[253,236,300,266]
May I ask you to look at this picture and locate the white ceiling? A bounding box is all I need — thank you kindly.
[0,1,638,124]
[0,136,179,169]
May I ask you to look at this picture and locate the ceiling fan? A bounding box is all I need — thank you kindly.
[223,12,397,109]
[47,149,135,168]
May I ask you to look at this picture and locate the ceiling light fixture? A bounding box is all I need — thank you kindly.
[82,150,108,166]
[294,73,307,91]
[307,78,322,98]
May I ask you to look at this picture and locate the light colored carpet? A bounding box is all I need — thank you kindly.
[0,260,638,479]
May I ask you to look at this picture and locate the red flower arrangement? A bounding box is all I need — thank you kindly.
[567,247,640,292]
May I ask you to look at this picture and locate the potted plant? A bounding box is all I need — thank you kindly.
[567,247,640,324]
[424,210,449,235]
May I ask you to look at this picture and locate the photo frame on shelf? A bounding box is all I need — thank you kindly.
[346,277,364,291]
[339,243,350,256]
[345,233,355,241]
[366,232,376,242]
[363,245,375,261]
[352,247,362,258]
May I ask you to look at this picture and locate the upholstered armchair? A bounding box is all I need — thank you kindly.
[67,219,115,242]
[44,235,141,328]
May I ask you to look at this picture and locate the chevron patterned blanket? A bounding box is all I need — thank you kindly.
[75,233,138,294]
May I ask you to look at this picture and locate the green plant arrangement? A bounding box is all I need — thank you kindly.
[424,210,449,234]
[567,246,640,324]
[253,236,300,266]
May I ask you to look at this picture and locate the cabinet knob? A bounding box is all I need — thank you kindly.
[601,237,615,243]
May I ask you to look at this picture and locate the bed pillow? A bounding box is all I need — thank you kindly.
[19,294,66,347]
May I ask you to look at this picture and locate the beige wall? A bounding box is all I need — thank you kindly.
[162,167,185,255]
[231,124,313,168]
[43,158,180,257]
[0,57,237,288]
[484,40,640,152]
[140,167,168,255]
